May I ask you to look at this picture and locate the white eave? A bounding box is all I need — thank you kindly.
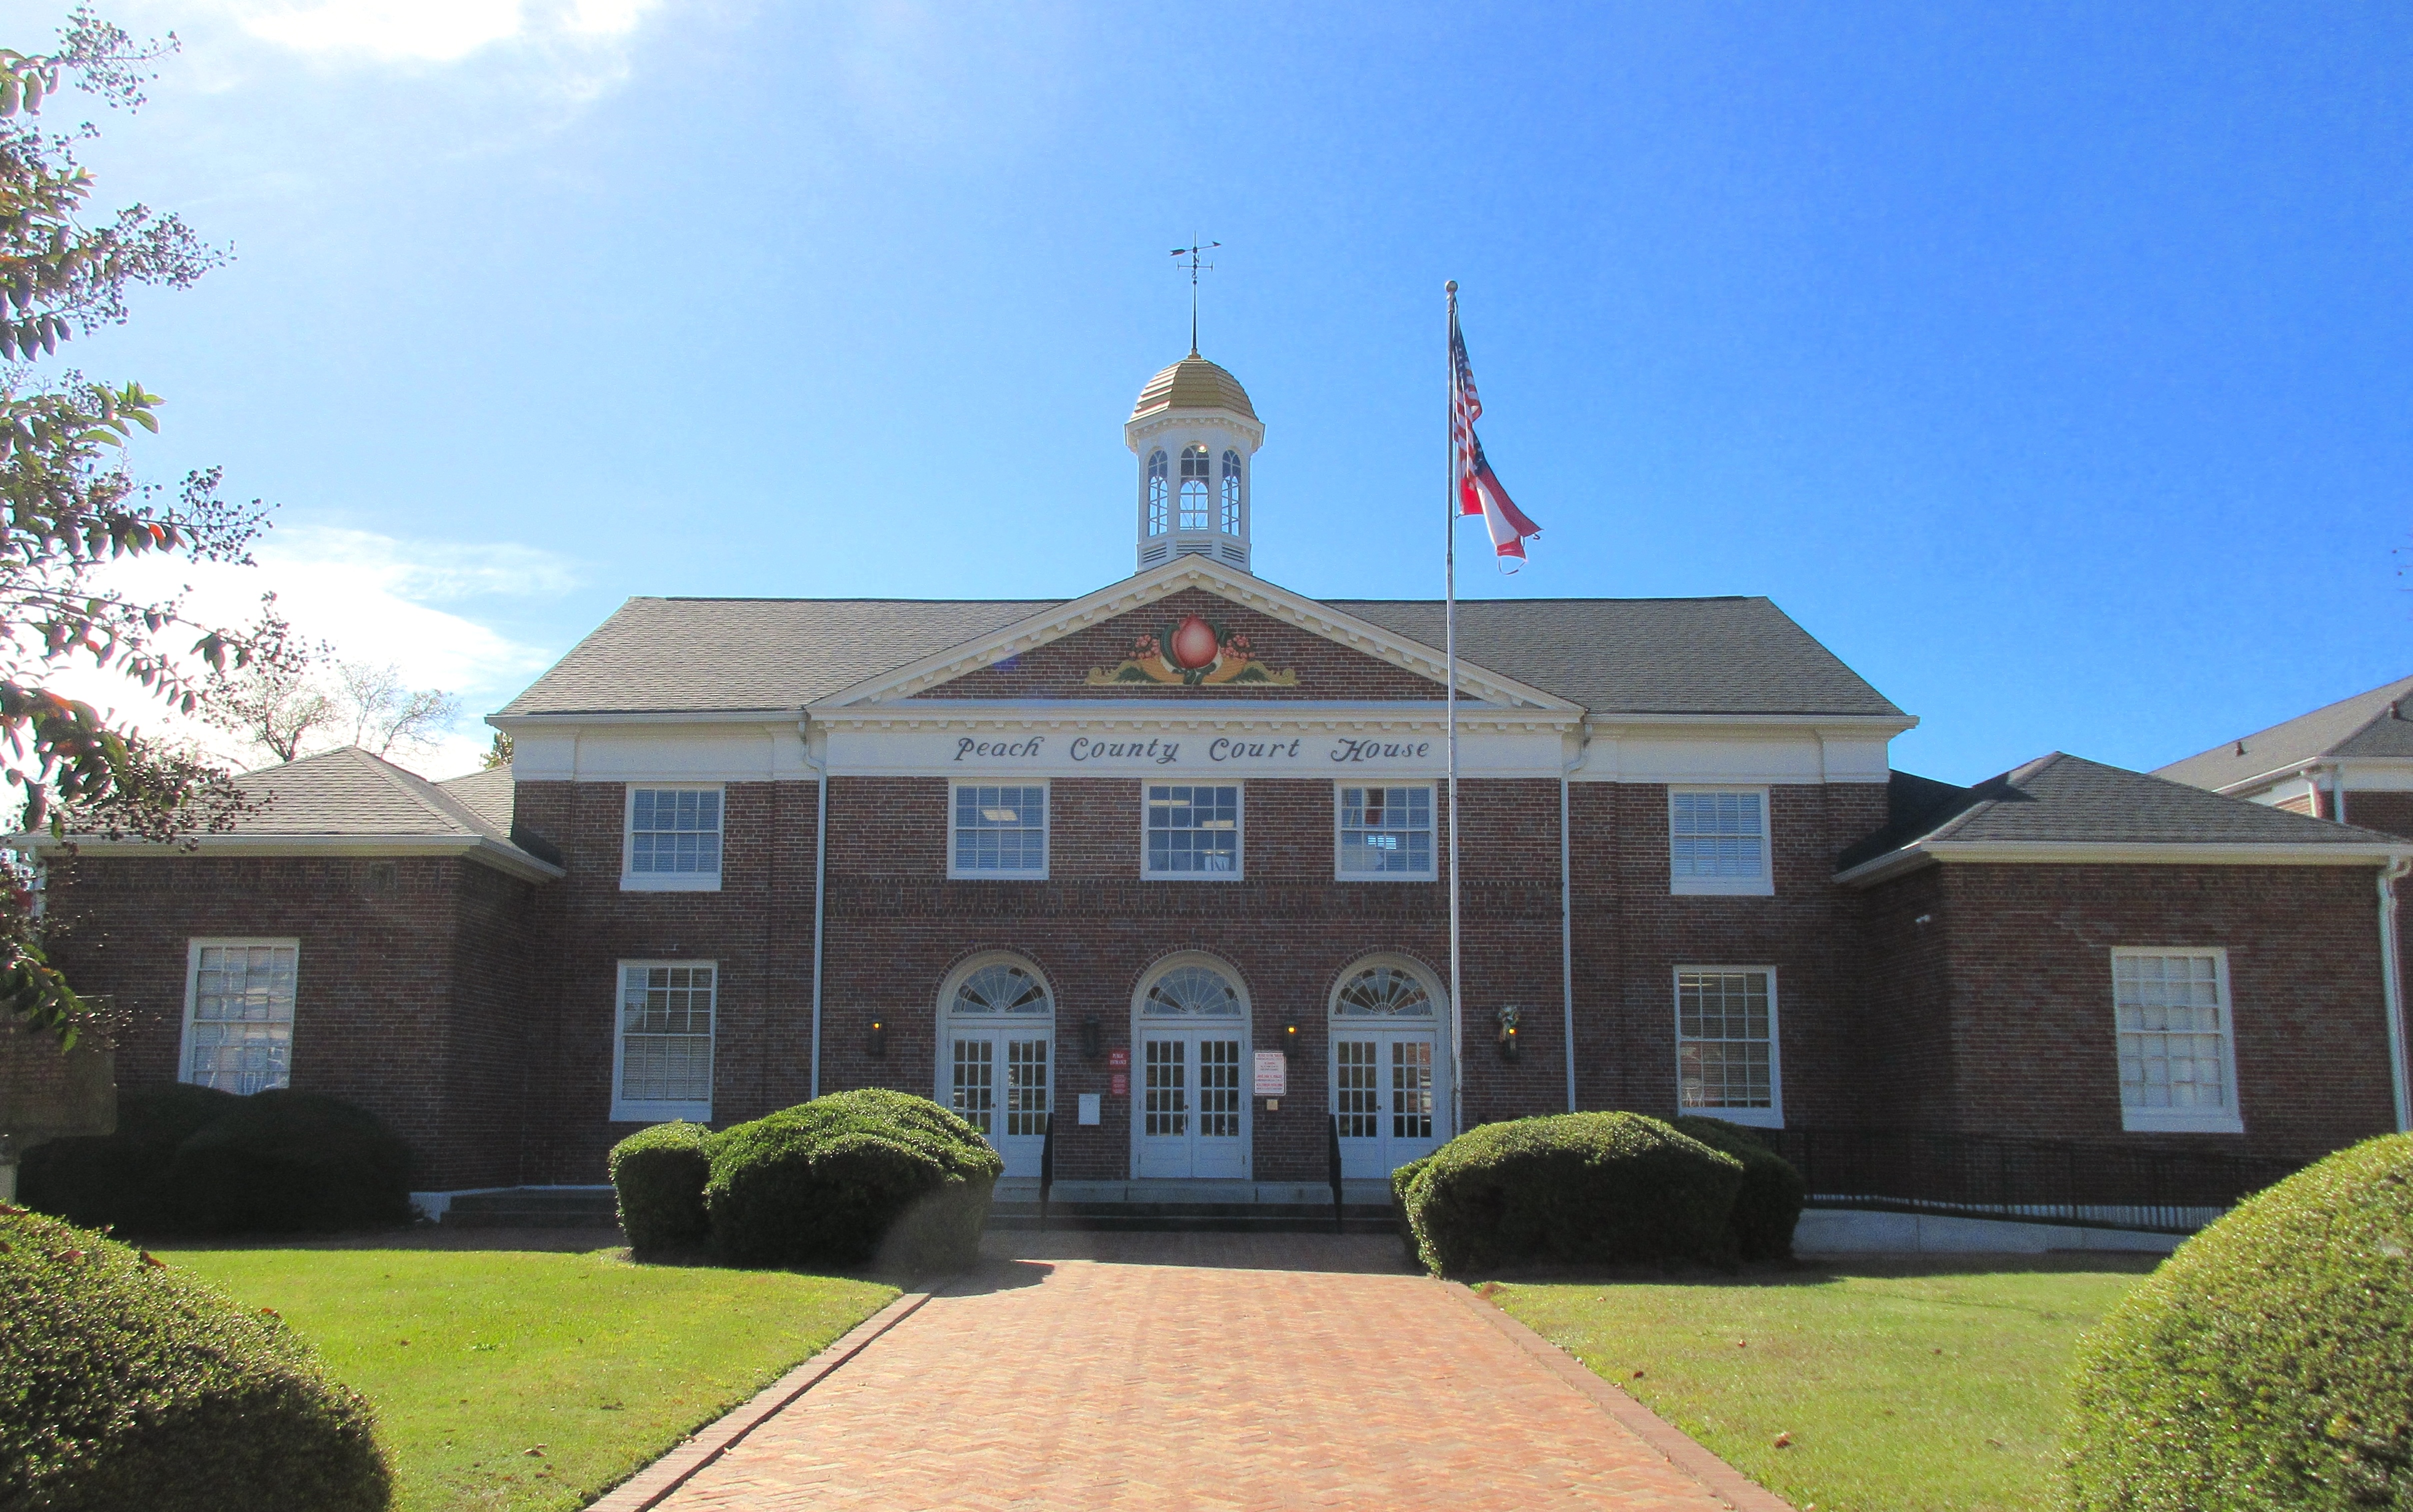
[1835,837,2413,888]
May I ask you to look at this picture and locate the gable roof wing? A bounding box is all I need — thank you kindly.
[2156,674,2413,791]
[1838,751,2406,880]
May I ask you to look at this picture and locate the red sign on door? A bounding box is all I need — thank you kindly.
[1107,1047,1131,1070]
[1110,1072,1130,1097]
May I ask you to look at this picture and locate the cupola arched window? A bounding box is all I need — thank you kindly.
[1147,450,1170,537]
[1220,450,1242,535]
[1179,444,1211,531]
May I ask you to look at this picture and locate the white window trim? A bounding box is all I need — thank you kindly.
[2112,946,2246,1135]
[1668,785,1774,897]
[948,778,1051,881]
[178,936,300,1094]
[1141,781,1246,881]
[610,957,717,1124]
[1673,964,1783,1128]
[621,783,725,893]
[1332,781,1440,882]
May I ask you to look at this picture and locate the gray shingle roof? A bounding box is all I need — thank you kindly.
[233,747,515,841]
[2155,675,2413,791]
[500,591,1902,720]
[1839,752,2404,874]
[433,764,515,834]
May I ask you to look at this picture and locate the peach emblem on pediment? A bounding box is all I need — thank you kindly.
[1084,612,1300,689]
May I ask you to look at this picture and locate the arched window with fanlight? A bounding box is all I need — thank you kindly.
[937,954,1055,1176]
[1179,444,1211,531]
[1220,450,1242,535]
[1328,957,1449,1176]
[1146,450,1170,537]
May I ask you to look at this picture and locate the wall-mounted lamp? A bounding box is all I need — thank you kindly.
[1495,1004,1522,1062]
[867,1017,889,1059]
[1080,1015,1103,1061]
[1281,1022,1302,1054]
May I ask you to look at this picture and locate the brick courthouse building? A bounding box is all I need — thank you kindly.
[34,352,2413,1201]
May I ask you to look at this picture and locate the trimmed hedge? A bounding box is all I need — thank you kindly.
[1672,1116,1805,1262]
[2064,1132,2413,1511]
[21,1087,411,1236]
[706,1089,1003,1272]
[0,1205,392,1511]
[20,1084,242,1232]
[607,1120,716,1252]
[1397,1112,1745,1275]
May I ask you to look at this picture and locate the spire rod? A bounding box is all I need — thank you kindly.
[1172,237,1219,356]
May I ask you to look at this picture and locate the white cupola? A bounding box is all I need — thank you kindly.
[1126,351,1262,574]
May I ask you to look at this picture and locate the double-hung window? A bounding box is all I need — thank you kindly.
[613,961,716,1122]
[180,939,298,1095]
[1675,967,1781,1127]
[952,783,1049,877]
[624,785,722,891]
[1336,784,1436,879]
[1669,787,1772,895]
[2112,949,2244,1133]
[1145,784,1242,878]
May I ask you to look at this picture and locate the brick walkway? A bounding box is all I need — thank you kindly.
[604,1233,1778,1512]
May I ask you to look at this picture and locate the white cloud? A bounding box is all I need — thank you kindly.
[47,525,578,780]
[225,0,658,64]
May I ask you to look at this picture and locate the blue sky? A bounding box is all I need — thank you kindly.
[31,1,2413,780]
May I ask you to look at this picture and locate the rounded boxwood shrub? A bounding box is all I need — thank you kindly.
[1672,1116,1805,1262]
[1398,1111,1745,1276]
[163,1090,413,1235]
[19,1084,243,1233]
[2064,1132,2413,1511]
[607,1120,716,1252]
[705,1088,1003,1272]
[0,1205,392,1511]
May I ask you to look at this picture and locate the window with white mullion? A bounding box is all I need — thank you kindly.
[1675,967,1781,1127]
[951,783,1048,877]
[1145,784,1242,878]
[2112,949,2244,1133]
[1337,784,1435,879]
[180,939,298,1096]
[613,961,716,1121]
[1669,788,1772,895]
[624,786,723,892]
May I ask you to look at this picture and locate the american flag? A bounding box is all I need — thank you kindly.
[1448,301,1541,567]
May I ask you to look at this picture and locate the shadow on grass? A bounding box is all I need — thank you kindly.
[1466,1250,2168,1289]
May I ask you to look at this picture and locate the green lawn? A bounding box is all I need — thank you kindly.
[155,1244,896,1512]
[1490,1256,2162,1512]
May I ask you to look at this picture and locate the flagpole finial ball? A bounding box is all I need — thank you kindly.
[1445,280,1457,294]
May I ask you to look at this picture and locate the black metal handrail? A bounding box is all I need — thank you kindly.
[1038,1115,1054,1232]
[1767,1126,2307,1234]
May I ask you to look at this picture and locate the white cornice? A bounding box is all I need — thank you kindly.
[806,701,1576,734]
[809,558,1582,713]
[1835,837,2413,888]
[1125,409,1264,452]
[27,832,566,884]
[488,710,796,730]
[1590,713,1918,735]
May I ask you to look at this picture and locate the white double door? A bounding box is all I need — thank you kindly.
[1332,1027,1445,1177]
[1134,1027,1248,1178]
[947,1027,1052,1178]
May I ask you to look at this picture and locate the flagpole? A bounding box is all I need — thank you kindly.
[1444,279,1464,1144]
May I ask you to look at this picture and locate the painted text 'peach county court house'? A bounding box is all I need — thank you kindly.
[34,349,2413,1207]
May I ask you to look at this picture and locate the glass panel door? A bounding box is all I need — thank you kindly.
[952,1031,1052,1178]
[1194,1037,1246,1177]
[950,1037,996,1135]
[1136,1031,1249,1178]
[1137,1036,1190,1177]
[1332,1030,1442,1175]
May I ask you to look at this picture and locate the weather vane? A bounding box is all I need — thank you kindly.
[1172,237,1219,356]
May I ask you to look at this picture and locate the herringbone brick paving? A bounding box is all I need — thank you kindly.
[639,1233,1754,1511]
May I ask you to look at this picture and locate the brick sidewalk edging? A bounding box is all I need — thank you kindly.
[585,1289,934,1512]
[1439,1281,1799,1512]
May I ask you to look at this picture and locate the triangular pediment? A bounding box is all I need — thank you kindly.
[811,558,1574,710]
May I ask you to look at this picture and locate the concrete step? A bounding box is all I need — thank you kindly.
[987,1199,1401,1234]
[440,1187,619,1229]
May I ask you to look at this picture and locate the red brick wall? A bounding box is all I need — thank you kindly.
[1873,862,2400,1159]
[2342,790,2413,840]
[913,588,1450,702]
[814,774,1566,1182]
[508,779,819,1186]
[1567,782,1890,1126]
[40,852,543,1190]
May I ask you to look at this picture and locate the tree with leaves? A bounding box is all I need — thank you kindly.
[0,11,282,1043]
